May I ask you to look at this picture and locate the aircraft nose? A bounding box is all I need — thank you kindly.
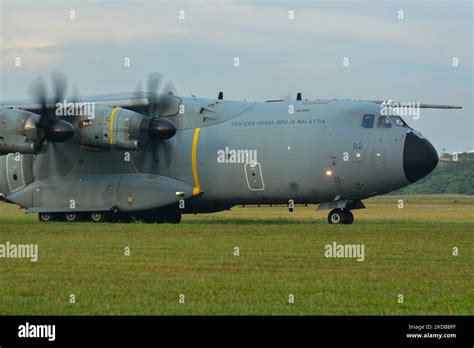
[403,132,438,183]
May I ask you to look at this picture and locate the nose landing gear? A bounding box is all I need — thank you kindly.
[328,209,354,225]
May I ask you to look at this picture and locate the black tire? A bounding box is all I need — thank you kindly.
[343,210,354,224]
[90,212,106,222]
[38,212,54,222]
[328,209,345,224]
[65,212,79,222]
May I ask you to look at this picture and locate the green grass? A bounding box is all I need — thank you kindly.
[0,195,472,315]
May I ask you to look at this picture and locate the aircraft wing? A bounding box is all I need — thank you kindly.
[0,92,147,110]
[412,104,461,109]
[1,95,462,111]
[0,92,181,116]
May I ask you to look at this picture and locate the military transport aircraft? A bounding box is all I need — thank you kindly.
[0,73,461,224]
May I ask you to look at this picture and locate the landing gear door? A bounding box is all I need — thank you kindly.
[245,162,264,190]
[372,149,386,174]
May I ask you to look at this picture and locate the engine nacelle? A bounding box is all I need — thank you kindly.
[77,106,146,151]
[77,105,176,151]
[0,108,41,155]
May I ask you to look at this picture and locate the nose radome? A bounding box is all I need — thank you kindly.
[403,132,439,183]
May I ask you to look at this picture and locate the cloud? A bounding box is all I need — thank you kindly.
[0,0,471,152]
[2,1,470,52]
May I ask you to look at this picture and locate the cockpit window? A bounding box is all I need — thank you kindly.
[377,116,392,128]
[361,114,374,128]
[390,116,409,128]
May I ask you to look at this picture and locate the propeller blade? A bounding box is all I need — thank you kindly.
[27,76,49,129]
[147,73,163,117]
[135,73,177,118]
[147,73,163,96]
[131,82,147,116]
[135,73,178,140]
[155,81,176,116]
[71,85,82,103]
[26,72,75,144]
[51,71,67,106]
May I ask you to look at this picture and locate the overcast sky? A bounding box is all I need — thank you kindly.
[0,0,472,153]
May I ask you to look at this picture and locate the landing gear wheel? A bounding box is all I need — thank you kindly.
[38,213,53,222]
[343,210,354,224]
[327,209,354,224]
[65,212,79,222]
[328,209,345,224]
[90,212,106,222]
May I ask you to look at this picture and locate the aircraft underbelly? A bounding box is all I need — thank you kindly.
[6,174,195,213]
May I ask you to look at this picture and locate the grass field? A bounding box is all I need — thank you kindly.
[0,195,472,315]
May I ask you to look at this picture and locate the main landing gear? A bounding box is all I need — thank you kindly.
[38,211,181,224]
[327,208,354,225]
[38,212,109,223]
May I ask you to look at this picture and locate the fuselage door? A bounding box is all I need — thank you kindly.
[6,153,26,192]
[245,162,264,190]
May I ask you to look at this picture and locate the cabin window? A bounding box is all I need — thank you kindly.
[377,116,392,128]
[361,114,374,128]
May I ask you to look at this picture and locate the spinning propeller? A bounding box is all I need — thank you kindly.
[27,72,75,147]
[133,73,177,140]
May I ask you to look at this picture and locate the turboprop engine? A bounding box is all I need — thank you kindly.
[0,107,74,155]
[76,105,176,151]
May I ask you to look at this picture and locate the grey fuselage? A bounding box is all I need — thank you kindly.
[0,97,436,214]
